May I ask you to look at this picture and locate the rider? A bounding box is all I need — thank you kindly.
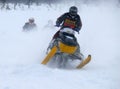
[23,17,37,31]
[53,6,82,39]
[48,6,83,59]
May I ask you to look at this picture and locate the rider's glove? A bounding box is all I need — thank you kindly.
[55,21,60,27]
[74,28,80,32]
[55,24,60,27]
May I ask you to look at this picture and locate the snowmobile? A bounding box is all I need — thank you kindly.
[41,28,91,69]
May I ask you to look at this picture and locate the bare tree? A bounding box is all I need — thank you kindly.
[6,4,10,10]
[1,0,6,9]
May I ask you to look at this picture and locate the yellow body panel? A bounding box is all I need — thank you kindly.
[59,42,77,54]
[41,42,77,65]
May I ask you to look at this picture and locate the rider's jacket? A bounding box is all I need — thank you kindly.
[56,12,82,30]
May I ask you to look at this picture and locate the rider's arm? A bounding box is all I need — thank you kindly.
[76,15,82,31]
[56,13,67,26]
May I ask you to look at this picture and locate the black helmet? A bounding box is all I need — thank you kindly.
[69,6,78,16]
[29,17,34,23]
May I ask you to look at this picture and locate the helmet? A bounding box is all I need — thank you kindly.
[29,18,34,23]
[69,6,78,16]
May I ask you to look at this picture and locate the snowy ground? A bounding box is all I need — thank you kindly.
[0,2,120,89]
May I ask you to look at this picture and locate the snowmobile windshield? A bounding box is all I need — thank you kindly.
[60,28,75,35]
[59,32,77,46]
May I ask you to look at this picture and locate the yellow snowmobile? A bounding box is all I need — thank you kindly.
[41,28,91,69]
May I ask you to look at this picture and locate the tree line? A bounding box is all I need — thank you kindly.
[0,0,119,10]
[0,0,61,10]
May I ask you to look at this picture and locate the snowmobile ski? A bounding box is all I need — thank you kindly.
[76,55,91,69]
[41,46,57,65]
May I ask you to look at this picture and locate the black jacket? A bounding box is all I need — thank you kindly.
[23,22,37,31]
[56,12,82,31]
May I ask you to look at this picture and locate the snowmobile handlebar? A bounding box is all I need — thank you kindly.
[54,25,79,34]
